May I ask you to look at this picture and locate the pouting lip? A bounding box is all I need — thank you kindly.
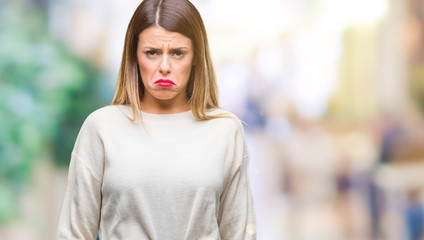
[154,79,175,85]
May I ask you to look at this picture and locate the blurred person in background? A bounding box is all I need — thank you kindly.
[56,0,256,239]
[405,188,424,240]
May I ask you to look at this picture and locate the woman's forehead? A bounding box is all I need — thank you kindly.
[138,26,192,48]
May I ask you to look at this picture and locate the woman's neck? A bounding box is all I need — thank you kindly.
[140,96,190,114]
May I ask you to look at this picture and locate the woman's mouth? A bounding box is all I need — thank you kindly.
[154,79,175,88]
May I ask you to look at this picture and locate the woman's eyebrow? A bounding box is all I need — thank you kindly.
[170,47,189,50]
[142,47,189,50]
[143,47,161,51]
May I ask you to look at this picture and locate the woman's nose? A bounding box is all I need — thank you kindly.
[159,55,171,75]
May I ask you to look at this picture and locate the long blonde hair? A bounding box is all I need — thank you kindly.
[112,0,224,121]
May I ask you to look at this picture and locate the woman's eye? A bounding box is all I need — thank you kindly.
[144,50,159,57]
[171,50,186,58]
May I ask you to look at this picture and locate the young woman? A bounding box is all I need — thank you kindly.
[56,0,257,239]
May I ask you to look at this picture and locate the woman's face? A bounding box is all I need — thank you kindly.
[137,26,194,108]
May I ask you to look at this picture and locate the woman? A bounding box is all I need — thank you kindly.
[56,0,257,239]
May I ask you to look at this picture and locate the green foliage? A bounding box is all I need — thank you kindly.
[0,2,107,223]
[0,183,17,225]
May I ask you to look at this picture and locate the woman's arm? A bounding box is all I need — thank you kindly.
[218,124,257,240]
[56,114,104,240]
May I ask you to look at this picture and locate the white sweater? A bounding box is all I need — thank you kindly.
[56,105,256,240]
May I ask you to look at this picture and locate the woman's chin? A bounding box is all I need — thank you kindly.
[144,88,187,104]
[151,93,180,102]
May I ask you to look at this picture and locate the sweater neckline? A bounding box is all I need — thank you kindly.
[140,109,195,122]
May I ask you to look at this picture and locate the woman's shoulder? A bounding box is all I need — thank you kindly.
[208,108,243,118]
[83,104,131,126]
[206,108,235,117]
[205,108,245,131]
[86,104,122,119]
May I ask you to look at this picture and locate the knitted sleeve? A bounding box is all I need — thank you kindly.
[218,122,257,240]
[56,113,105,240]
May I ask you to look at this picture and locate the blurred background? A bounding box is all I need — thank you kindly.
[0,0,424,239]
